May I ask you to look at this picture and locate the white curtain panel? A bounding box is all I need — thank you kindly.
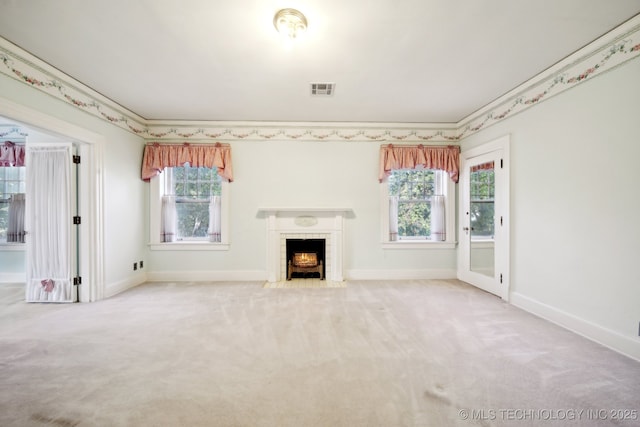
[25,145,73,303]
[161,195,176,242]
[208,195,221,242]
[431,195,446,241]
[389,196,399,241]
[7,193,26,243]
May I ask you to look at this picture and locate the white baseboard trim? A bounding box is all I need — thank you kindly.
[146,270,267,282]
[510,292,640,362]
[346,269,457,281]
[104,273,148,299]
[0,272,26,283]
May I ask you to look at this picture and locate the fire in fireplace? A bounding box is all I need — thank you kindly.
[286,239,325,280]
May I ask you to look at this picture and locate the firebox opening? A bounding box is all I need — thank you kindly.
[286,239,326,280]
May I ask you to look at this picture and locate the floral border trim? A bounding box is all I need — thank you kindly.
[0,126,27,139]
[1,15,639,143]
[0,42,148,135]
[457,22,640,138]
[142,126,459,142]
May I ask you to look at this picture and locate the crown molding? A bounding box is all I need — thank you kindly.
[1,14,639,143]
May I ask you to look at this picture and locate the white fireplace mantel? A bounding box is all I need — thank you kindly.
[257,207,354,215]
[257,208,353,282]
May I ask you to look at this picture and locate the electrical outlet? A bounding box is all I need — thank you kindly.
[140,260,144,269]
[133,262,138,271]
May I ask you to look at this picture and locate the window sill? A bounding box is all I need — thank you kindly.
[382,241,457,250]
[0,243,26,251]
[149,242,230,251]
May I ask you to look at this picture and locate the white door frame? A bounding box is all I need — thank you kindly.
[458,134,510,300]
[0,97,105,302]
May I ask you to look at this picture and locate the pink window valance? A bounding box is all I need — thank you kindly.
[378,144,460,183]
[470,161,495,172]
[0,141,26,167]
[141,142,233,182]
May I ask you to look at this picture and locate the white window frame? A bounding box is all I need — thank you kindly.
[148,168,230,251]
[381,169,456,249]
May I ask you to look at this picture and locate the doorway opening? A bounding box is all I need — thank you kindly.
[0,99,104,302]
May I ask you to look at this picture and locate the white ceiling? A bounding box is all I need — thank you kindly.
[1,0,639,124]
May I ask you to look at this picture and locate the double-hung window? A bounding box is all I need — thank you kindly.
[382,169,455,247]
[166,164,222,241]
[388,169,438,240]
[379,144,458,248]
[150,165,228,249]
[144,142,232,251]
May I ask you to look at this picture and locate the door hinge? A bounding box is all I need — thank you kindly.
[500,216,503,226]
[500,158,503,168]
[500,274,503,284]
[73,155,81,164]
[73,216,81,225]
[73,276,82,286]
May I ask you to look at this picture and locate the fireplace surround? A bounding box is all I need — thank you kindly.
[258,208,352,282]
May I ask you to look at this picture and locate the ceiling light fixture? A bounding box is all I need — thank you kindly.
[273,8,307,39]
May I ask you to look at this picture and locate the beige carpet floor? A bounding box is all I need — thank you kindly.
[0,279,639,427]
[263,278,346,288]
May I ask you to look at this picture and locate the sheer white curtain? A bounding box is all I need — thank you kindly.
[389,196,399,241]
[430,195,446,241]
[208,195,221,242]
[25,145,73,303]
[7,193,26,243]
[161,195,176,242]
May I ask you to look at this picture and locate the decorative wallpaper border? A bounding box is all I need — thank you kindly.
[457,18,640,139]
[0,126,27,139]
[1,14,639,143]
[142,124,460,143]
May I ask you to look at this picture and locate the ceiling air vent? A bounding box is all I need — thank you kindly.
[311,83,335,96]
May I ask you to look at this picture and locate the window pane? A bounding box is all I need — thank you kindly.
[470,202,494,238]
[0,200,8,240]
[212,179,221,196]
[175,182,185,196]
[5,167,19,180]
[186,182,198,197]
[175,201,210,239]
[173,167,185,181]
[397,201,431,237]
[187,167,198,181]
[6,181,19,193]
[200,168,213,180]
